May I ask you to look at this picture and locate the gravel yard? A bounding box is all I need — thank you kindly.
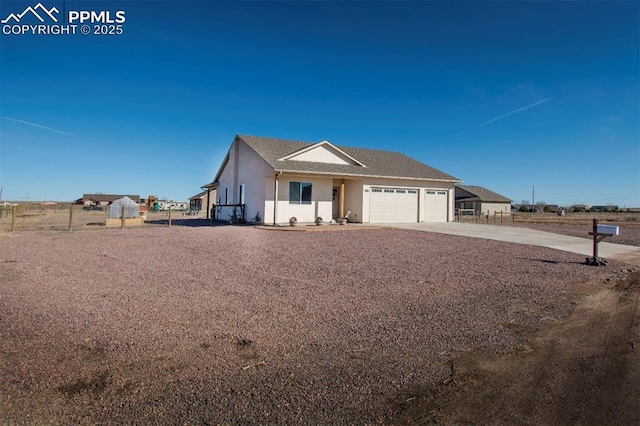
[0,226,627,424]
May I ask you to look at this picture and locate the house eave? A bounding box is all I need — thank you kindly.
[456,196,512,203]
[272,169,461,183]
[200,182,219,190]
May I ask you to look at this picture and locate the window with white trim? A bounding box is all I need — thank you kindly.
[289,182,312,204]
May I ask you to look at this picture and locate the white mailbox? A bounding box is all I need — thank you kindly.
[596,224,619,236]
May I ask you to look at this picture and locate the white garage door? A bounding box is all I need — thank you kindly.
[425,190,448,222]
[369,188,418,223]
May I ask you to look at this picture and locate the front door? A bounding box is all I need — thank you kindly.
[332,187,340,219]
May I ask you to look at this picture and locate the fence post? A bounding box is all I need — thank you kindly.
[500,211,503,223]
[121,205,125,229]
[68,204,74,231]
[11,205,16,232]
[168,206,172,227]
[512,212,515,223]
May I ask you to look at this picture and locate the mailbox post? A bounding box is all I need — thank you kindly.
[586,218,619,266]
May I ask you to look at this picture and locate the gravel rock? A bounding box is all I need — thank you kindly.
[0,226,621,424]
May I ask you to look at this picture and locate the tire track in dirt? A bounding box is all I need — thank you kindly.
[394,272,640,425]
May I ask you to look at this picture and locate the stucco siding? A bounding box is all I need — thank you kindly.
[343,180,364,223]
[268,175,332,223]
[480,202,512,215]
[216,138,272,222]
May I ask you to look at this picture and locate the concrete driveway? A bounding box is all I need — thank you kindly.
[390,222,640,266]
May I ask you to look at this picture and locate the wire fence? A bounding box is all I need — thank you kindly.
[2,204,637,233]
[456,210,640,224]
[0,204,210,232]
[456,209,514,223]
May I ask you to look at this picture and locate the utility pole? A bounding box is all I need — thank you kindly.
[532,186,535,213]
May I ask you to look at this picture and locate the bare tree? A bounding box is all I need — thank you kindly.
[535,200,547,212]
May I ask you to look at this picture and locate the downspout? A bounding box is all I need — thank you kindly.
[273,172,280,226]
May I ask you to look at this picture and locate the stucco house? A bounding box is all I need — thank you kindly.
[206,135,461,224]
[189,191,207,211]
[455,185,512,216]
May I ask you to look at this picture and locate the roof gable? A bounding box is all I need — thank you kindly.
[279,141,366,166]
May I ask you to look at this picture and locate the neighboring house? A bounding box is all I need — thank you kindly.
[189,189,216,214]
[189,191,206,211]
[455,185,512,216]
[79,194,141,206]
[205,134,461,224]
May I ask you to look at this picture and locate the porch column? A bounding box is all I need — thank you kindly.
[340,180,345,218]
[273,173,280,225]
[205,189,211,219]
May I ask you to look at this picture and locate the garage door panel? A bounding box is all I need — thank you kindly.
[370,188,418,223]
[425,190,448,222]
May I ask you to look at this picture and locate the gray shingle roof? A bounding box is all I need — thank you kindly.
[455,185,512,203]
[237,134,461,182]
[189,190,208,200]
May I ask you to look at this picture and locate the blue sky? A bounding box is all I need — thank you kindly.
[1,1,638,206]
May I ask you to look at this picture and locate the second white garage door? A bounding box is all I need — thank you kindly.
[369,188,418,223]
[425,190,448,222]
